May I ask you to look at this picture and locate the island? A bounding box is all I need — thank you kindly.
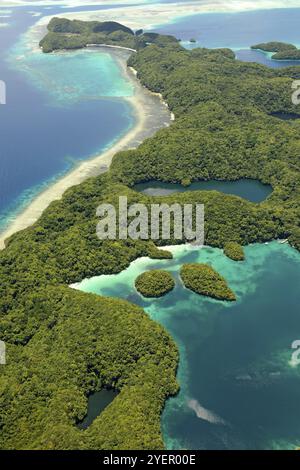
[180,263,236,301]
[251,41,300,60]
[40,17,179,53]
[0,18,299,451]
[135,270,175,298]
[224,242,245,261]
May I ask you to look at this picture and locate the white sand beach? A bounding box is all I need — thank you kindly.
[3,1,300,14]
[4,1,300,29]
[0,49,171,250]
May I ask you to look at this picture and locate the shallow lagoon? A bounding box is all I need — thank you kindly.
[2,4,300,450]
[74,242,300,449]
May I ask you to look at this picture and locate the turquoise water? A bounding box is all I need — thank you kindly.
[0,7,134,233]
[133,179,272,203]
[74,242,300,450]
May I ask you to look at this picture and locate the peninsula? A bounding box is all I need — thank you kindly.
[0,19,300,451]
[135,270,175,298]
[251,41,300,60]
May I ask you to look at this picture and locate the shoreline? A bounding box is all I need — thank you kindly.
[70,239,295,289]
[0,47,171,249]
[19,2,300,32]
[86,44,137,53]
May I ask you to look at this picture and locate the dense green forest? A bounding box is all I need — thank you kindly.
[252,42,300,60]
[223,242,245,261]
[1,21,300,449]
[135,270,175,298]
[40,17,179,52]
[180,263,236,301]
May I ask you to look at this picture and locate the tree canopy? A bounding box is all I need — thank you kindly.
[224,242,245,261]
[1,22,300,449]
[135,270,175,298]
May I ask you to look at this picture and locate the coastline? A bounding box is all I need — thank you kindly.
[0,47,171,249]
[26,2,300,33]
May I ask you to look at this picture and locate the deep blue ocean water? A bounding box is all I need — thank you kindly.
[134,179,272,203]
[153,8,300,68]
[0,6,134,231]
[1,4,300,232]
[75,242,300,450]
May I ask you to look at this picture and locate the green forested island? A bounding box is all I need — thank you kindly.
[0,19,300,449]
[180,263,236,301]
[40,17,178,52]
[251,42,300,60]
[224,242,245,261]
[135,270,175,298]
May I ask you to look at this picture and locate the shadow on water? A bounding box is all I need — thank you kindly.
[133,179,272,203]
[77,389,118,430]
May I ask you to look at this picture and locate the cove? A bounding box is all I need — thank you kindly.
[78,389,118,430]
[73,242,300,450]
[133,179,272,203]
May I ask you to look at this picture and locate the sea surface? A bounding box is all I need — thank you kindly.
[1,1,300,450]
[75,242,300,450]
[1,4,300,232]
[0,5,134,232]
